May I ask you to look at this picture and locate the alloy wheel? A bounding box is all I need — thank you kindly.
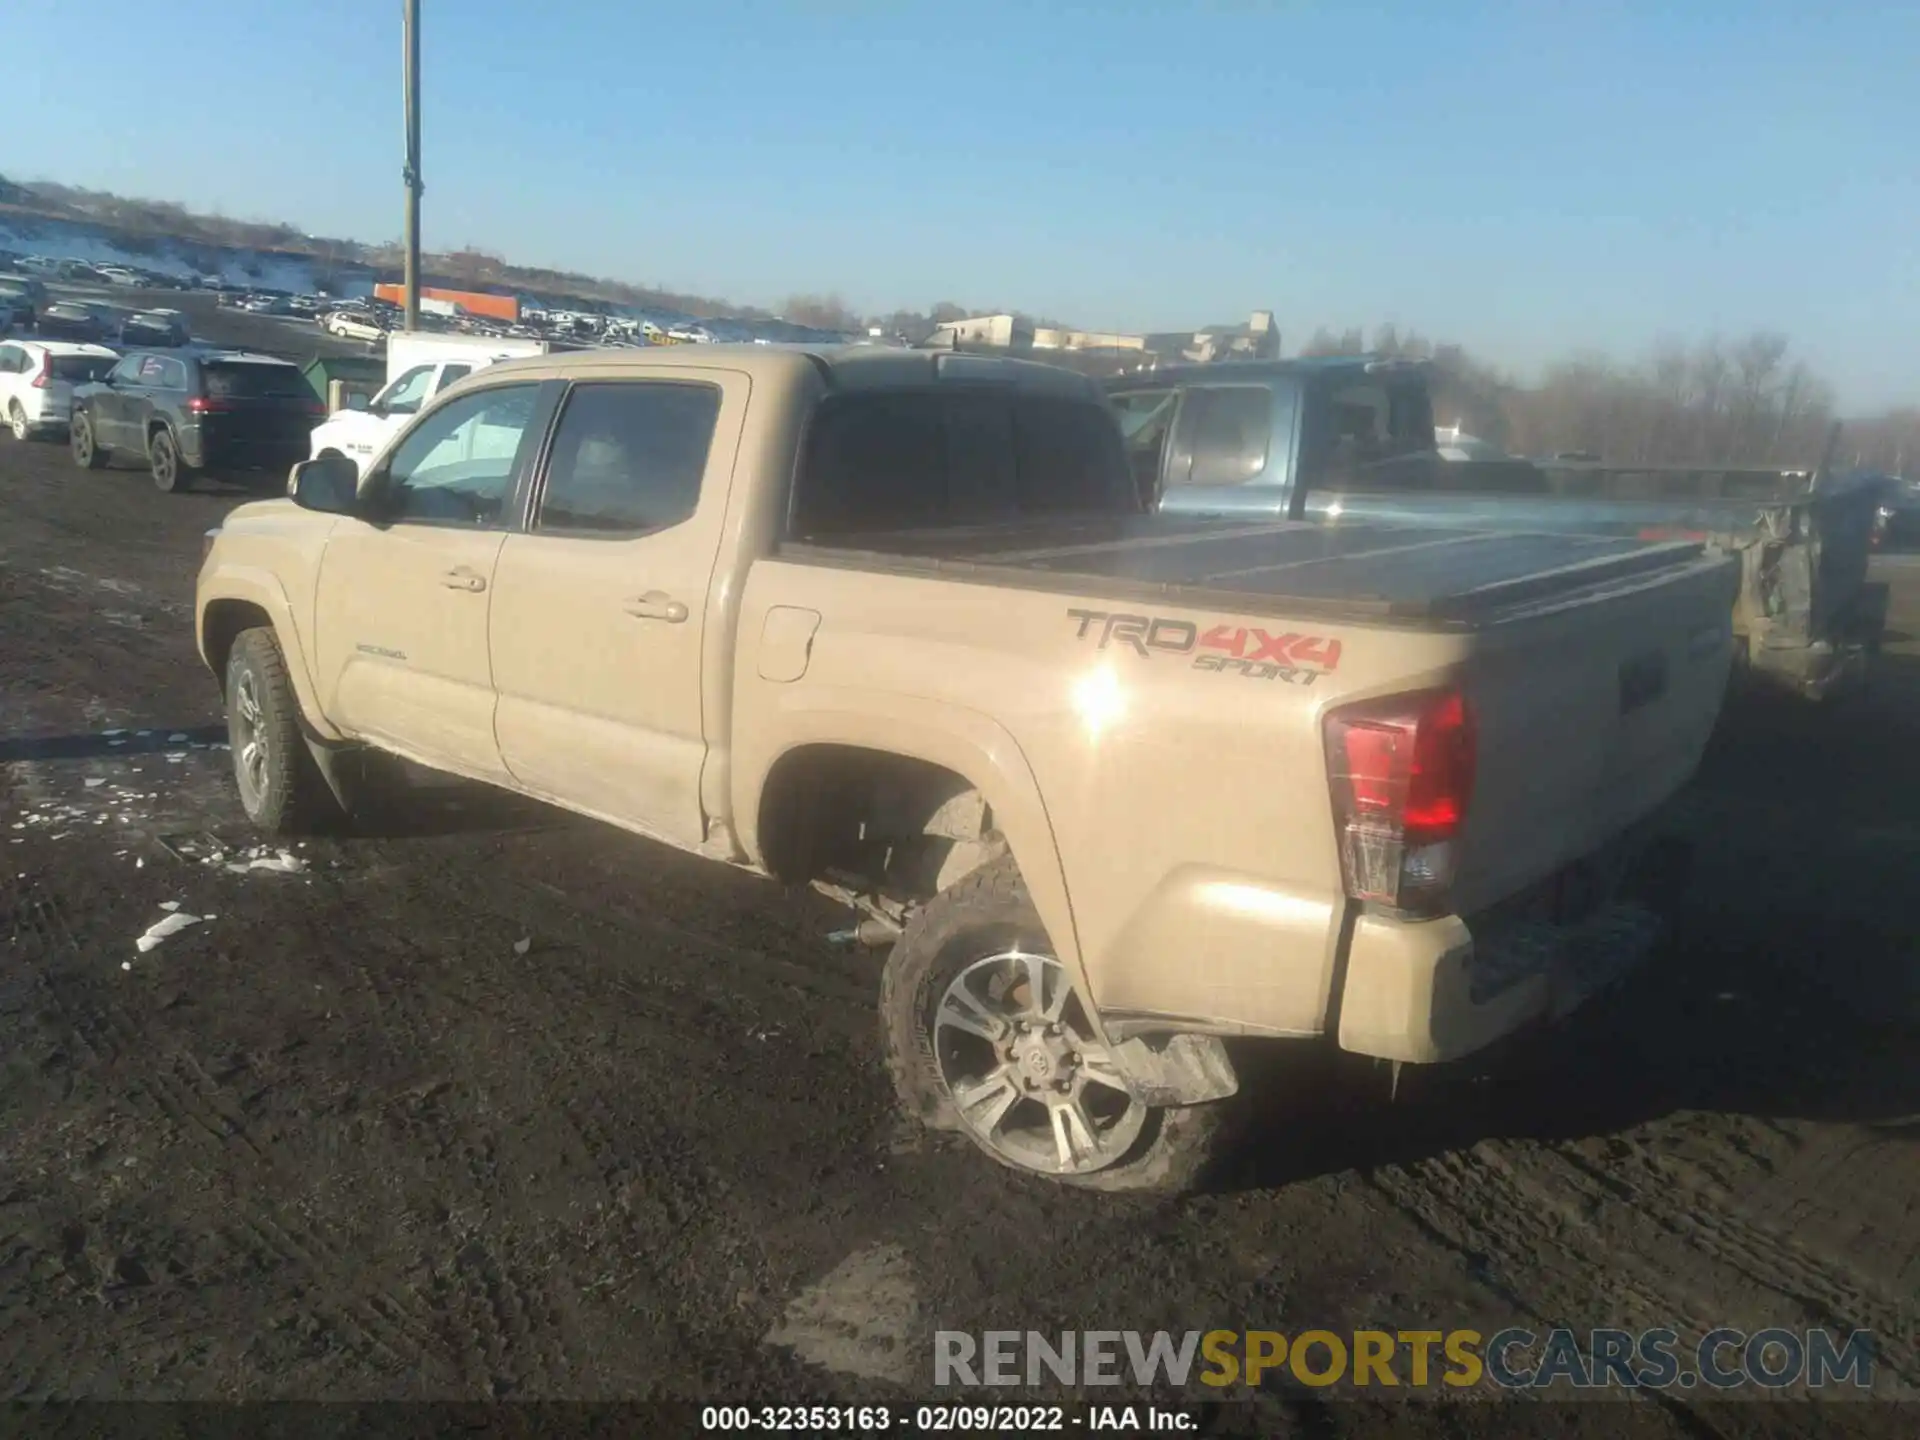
[932,949,1146,1176]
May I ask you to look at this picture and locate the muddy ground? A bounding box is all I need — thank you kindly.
[1,334,1917,1434]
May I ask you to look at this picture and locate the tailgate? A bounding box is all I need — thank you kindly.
[1447,548,1739,914]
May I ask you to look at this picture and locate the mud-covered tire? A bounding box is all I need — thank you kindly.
[70,413,106,469]
[880,855,1229,1195]
[148,427,192,493]
[223,627,339,835]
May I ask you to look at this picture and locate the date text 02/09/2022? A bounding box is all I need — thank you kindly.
[698,1402,1200,1431]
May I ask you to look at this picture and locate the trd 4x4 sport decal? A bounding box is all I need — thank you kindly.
[1066,608,1342,686]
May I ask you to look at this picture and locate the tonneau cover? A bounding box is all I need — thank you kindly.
[784,516,1711,629]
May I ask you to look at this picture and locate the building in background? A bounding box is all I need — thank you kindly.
[372,284,519,323]
[1141,311,1278,365]
[930,310,1278,368]
[930,313,1034,349]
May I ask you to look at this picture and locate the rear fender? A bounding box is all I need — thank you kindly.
[737,692,1092,1023]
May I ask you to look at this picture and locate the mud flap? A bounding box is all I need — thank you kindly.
[1107,1032,1239,1108]
[301,732,376,816]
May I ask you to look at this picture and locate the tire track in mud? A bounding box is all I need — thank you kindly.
[420,863,880,1381]
[1546,1143,1920,1386]
[5,878,460,1388]
[1370,1138,1919,1395]
[336,940,581,1396]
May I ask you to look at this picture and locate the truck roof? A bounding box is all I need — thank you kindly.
[476,342,1108,399]
[1105,354,1431,388]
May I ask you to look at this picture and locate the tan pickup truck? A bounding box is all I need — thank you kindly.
[196,345,1739,1193]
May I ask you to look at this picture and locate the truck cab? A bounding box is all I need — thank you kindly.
[310,333,552,474]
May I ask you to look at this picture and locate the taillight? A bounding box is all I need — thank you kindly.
[1323,688,1476,913]
[30,354,52,389]
[186,396,232,414]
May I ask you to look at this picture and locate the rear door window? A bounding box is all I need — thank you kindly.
[1315,381,1434,474]
[136,356,169,385]
[535,380,722,535]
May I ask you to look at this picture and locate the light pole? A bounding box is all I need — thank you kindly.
[401,0,422,332]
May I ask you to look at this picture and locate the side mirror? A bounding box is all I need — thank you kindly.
[288,453,359,514]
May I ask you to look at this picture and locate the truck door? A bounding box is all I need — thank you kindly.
[488,372,745,848]
[310,381,548,778]
[1154,382,1297,517]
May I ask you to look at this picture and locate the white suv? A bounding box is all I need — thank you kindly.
[0,339,120,441]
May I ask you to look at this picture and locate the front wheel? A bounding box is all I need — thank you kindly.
[70,413,107,469]
[224,627,339,835]
[881,857,1227,1193]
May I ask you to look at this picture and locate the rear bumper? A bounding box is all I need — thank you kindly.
[17,396,72,432]
[1335,831,1690,1064]
[182,433,311,474]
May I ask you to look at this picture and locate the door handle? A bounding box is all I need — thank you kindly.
[440,566,487,593]
[624,591,688,623]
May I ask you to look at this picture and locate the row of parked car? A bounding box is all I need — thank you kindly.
[0,253,196,290]
[0,333,322,493]
[0,272,192,347]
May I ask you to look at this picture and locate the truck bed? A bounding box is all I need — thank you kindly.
[781,515,1722,630]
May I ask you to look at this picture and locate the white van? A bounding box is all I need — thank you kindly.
[309,332,551,474]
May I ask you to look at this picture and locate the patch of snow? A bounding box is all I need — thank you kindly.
[135,910,202,953]
[764,1244,920,1383]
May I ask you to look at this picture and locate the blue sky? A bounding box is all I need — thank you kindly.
[9,0,1917,407]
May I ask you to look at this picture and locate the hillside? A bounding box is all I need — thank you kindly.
[0,175,776,321]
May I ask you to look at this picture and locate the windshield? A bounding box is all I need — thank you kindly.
[203,362,309,400]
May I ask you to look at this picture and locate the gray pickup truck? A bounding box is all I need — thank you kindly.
[1109,356,1888,700]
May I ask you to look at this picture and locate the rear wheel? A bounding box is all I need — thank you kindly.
[7,401,27,441]
[224,627,339,835]
[881,857,1228,1194]
[70,413,106,469]
[148,427,192,492]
